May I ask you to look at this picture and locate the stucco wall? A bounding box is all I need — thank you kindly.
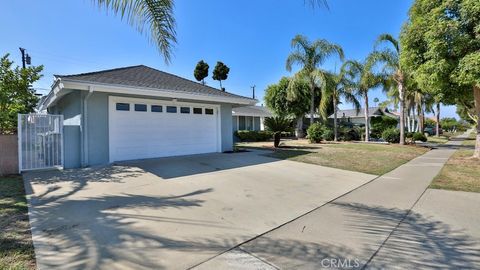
[85,92,109,166]
[220,104,233,152]
[55,91,81,169]
[0,135,18,175]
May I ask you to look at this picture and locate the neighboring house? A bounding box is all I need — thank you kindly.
[232,105,272,132]
[329,107,399,127]
[38,65,256,168]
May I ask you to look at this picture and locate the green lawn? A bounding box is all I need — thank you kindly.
[0,176,35,270]
[427,131,463,144]
[430,132,480,193]
[238,141,429,175]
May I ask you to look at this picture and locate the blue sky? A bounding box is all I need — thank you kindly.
[0,0,457,118]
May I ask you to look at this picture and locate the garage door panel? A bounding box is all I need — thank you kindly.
[109,97,220,162]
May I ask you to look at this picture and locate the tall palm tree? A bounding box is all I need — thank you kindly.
[343,59,384,142]
[93,0,176,63]
[286,35,344,125]
[320,67,361,141]
[370,34,407,144]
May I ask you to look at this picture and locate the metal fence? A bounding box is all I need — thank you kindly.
[18,114,63,172]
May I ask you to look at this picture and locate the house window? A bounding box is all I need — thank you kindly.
[180,107,190,114]
[134,104,147,112]
[254,117,261,130]
[151,105,162,112]
[116,103,130,111]
[193,108,202,114]
[166,106,177,113]
[239,116,246,130]
[205,108,214,115]
[245,116,253,130]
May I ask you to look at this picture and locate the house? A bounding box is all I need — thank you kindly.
[329,107,399,127]
[38,65,256,168]
[232,105,272,132]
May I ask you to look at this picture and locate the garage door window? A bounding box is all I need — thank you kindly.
[205,108,214,115]
[180,107,190,114]
[166,106,177,113]
[193,108,202,114]
[116,103,130,111]
[134,104,147,112]
[151,105,163,112]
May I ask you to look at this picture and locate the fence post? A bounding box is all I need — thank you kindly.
[17,114,22,173]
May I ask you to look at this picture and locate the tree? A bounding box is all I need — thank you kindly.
[401,0,480,157]
[286,35,344,125]
[264,116,292,148]
[194,60,209,85]
[319,67,360,141]
[373,97,379,107]
[93,0,176,63]
[264,77,310,138]
[0,54,43,134]
[343,58,384,141]
[370,34,407,144]
[212,61,230,90]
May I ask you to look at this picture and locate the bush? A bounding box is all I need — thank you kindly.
[307,122,324,143]
[235,130,272,142]
[322,129,335,141]
[371,116,398,138]
[338,126,361,141]
[412,132,427,142]
[382,128,400,143]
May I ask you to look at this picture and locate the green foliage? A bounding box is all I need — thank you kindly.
[382,128,400,143]
[212,61,230,89]
[264,116,292,147]
[264,77,310,118]
[194,60,209,84]
[338,126,361,141]
[322,128,335,141]
[0,54,43,134]
[234,130,272,142]
[412,132,427,142]
[307,122,324,143]
[370,116,398,138]
[424,118,436,127]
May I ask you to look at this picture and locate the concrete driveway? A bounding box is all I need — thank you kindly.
[24,150,375,270]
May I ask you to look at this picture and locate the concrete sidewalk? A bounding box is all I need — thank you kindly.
[194,132,479,269]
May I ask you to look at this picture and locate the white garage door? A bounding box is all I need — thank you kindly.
[109,96,221,162]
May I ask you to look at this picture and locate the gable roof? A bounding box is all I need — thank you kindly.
[55,65,255,102]
[329,107,398,119]
[232,106,272,117]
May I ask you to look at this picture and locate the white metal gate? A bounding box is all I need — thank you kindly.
[18,114,63,172]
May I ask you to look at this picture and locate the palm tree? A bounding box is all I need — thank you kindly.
[370,34,407,144]
[264,116,292,148]
[343,59,384,142]
[320,67,360,141]
[286,35,344,125]
[93,0,176,63]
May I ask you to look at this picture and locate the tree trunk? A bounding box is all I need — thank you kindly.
[333,96,338,142]
[310,83,315,125]
[273,132,281,148]
[473,85,480,158]
[418,105,424,134]
[364,93,369,142]
[295,116,304,138]
[398,82,405,145]
[436,103,441,137]
[219,80,223,90]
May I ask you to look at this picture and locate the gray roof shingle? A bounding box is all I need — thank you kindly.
[55,65,254,101]
[329,107,398,118]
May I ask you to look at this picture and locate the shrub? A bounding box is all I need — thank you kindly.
[264,116,292,147]
[307,122,324,143]
[338,126,361,141]
[235,130,272,142]
[322,129,335,141]
[412,132,427,142]
[371,116,398,138]
[382,128,400,143]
